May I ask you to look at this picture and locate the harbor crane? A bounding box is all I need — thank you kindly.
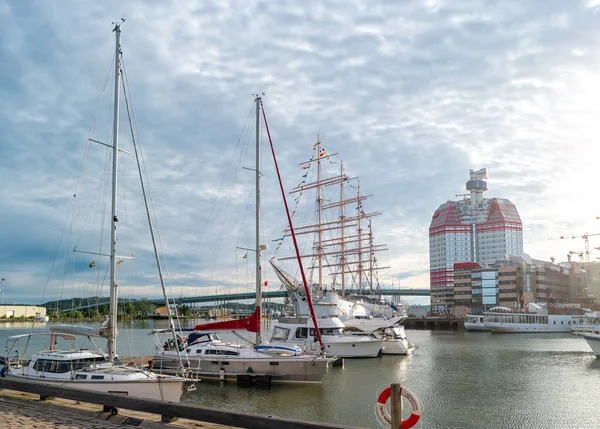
[548,233,600,263]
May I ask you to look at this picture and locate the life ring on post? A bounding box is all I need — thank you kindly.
[376,386,422,428]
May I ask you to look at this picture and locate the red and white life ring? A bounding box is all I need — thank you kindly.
[376,386,422,428]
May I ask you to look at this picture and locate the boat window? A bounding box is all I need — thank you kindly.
[196,349,203,354]
[34,359,70,373]
[75,374,87,380]
[91,375,104,380]
[309,328,316,337]
[271,327,290,341]
[320,328,335,336]
[295,328,308,339]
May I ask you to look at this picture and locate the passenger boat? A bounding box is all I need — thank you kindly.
[483,303,585,333]
[270,316,383,358]
[571,311,600,333]
[464,314,489,331]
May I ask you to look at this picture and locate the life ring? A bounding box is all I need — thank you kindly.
[376,386,422,428]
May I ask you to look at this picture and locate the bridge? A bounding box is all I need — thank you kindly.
[148,288,430,306]
[65,288,430,311]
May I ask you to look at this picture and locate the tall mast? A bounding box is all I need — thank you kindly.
[108,21,122,364]
[357,180,363,295]
[255,95,263,346]
[317,139,323,290]
[340,162,345,298]
[369,220,374,294]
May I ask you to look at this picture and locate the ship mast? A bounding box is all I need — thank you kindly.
[357,180,363,295]
[107,21,123,364]
[254,95,263,346]
[316,139,324,291]
[340,161,346,297]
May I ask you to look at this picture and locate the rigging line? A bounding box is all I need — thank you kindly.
[182,103,255,287]
[121,65,188,370]
[199,110,254,293]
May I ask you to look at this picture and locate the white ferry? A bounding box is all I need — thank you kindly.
[483,303,585,333]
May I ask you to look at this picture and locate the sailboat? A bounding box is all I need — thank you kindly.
[270,142,406,334]
[150,96,333,383]
[2,22,185,402]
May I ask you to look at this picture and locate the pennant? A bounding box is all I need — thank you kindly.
[89,261,95,268]
[117,260,124,265]
[263,281,268,287]
[243,253,248,259]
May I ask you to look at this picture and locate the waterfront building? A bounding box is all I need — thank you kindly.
[0,304,47,318]
[429,168,523,313]
[453,255,589,317]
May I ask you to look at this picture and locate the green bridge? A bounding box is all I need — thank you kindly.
[65,288,430,311]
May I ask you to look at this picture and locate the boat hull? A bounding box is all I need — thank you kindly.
[151,355,331,384]
[381,339,414,355]
[5,372,184,402]
[583,334,600,357]
[484,322,572,333]
[464,322,491,331]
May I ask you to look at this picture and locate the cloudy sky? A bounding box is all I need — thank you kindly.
[2,0,600,306]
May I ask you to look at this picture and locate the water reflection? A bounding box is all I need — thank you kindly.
[1,321,599,428]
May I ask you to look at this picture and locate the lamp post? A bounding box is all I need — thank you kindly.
[1,277,4,305]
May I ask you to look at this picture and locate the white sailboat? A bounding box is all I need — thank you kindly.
[2,22,184,402]
[151,97,333,383]
[270,145,406,335]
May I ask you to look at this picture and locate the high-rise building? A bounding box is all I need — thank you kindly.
[429,169,523,312]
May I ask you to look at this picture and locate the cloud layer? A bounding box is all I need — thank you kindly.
[2,0,600,304]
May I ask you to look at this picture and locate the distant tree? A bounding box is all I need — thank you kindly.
[177,304,191,317]
[134,299,154,318]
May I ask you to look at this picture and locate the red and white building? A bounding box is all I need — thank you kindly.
[429,169,523,312]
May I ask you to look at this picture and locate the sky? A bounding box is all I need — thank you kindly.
[3,0,600,306]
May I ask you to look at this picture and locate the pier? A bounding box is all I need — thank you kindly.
[403,317,462,330]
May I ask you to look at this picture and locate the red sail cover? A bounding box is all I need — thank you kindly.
[193,306,260,333]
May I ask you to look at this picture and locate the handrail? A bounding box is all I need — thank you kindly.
[0,377,365,429]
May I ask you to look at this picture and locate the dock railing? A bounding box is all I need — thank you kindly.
[0,377,367,429]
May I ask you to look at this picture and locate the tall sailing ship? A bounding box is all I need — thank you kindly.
[271,141,405,333]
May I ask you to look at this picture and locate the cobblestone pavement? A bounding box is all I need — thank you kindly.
[0,394,123,428]
[0,391,232,429]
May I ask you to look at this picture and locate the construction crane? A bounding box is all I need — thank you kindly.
[567,251,584,263]
[548,233,600,263]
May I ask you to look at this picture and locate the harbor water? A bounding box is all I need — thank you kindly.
[1,320,599,429]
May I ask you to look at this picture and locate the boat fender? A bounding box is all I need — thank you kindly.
[0,366,7,377]
[376,386,422,428]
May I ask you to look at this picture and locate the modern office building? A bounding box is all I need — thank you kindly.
[452,255,593,317]
[429,169,523,312]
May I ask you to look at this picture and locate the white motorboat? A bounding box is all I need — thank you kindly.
[483,303,585,333]
[270,316,383,358]
[3,23,185,402]
[375,326,414,355]
[151,328,332,384]
[582,332,600,357]
[464,314,490,331]
[34,313,49,323]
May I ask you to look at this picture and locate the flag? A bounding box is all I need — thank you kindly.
[263,281,268,287]
[89,262,95,268]
[319,147,327,158]
[242,253,247,259]
[117,260,123,265]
